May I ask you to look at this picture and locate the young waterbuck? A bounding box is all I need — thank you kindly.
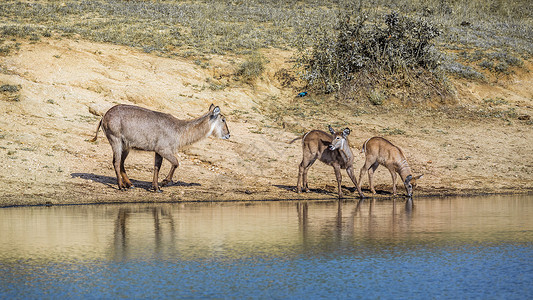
[291,125,364,198]
[357,137,423,197]
[91,104,230,192]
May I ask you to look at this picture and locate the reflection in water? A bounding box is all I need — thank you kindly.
[112,207,176,260]
[0,195,532,298]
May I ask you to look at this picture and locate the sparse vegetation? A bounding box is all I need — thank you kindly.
[0,84,19,93]
[234,52,268,84]
[381,127,406,135]
[0,0,529,57]
[483,97,508,106]
[0,84,21,102]
[0,0,531,109]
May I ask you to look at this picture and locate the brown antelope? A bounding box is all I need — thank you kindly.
[290,125,364,198]
[91,104,230,192]
[357,137,423,197]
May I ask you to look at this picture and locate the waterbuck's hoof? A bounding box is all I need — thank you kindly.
[355,190,365,198]
[161,179,173,187]
[150,187,162,193]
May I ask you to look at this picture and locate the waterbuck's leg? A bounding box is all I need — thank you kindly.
[301,157,316,193]
[110,139,126,191]
[387,166,397,195]
[358,159,373,193]
[297,157,311,193]
[160,152,179,186]
[120,148,133,189]
[297,162,304,193]
[346,166,364,198]
[152,153,163,192]
[161,165,177,186]
[333,164,343,198]
[368,162,379,194]
[112,153,125,191]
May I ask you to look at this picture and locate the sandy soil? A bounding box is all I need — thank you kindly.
[1,38,532,207]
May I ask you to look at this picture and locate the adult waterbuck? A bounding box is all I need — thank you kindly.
[91,104,230,192]
[291,125,364,199]
[357,137,423,197]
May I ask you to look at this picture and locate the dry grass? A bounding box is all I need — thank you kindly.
[0,0,531,108]
[1,0,530,55]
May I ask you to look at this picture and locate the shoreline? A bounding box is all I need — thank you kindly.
[2,185,532,208]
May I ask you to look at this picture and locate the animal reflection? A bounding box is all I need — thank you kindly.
[112,206,176,259]
[295,199,415,248]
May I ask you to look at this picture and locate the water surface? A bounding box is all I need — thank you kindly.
[1,195,532,298]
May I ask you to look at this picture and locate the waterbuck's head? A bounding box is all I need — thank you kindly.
[403,174,424,197]
[328,125,350,151]
[208,104,230,140]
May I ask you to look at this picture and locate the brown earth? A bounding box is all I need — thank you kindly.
[1,38,532,207]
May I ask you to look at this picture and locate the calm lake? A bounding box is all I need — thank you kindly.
[1,195,532,299]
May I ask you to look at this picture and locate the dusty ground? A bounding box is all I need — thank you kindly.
[1,38,532,207]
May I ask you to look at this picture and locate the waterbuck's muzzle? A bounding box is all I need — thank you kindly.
[405,175,413,197]
[328,144,336,151]
[222,133,230,140]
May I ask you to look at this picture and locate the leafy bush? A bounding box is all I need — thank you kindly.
[298,11,450,105]
[234,52,268,83]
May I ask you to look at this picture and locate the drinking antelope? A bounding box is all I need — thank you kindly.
[357,137,422,197]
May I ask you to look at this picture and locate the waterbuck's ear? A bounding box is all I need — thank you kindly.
[212,106,221,117]
[414,174,424,180]
[405,175,413,184]
[209,103,215,111]
[328,125,335,135]
[342,128,351,137]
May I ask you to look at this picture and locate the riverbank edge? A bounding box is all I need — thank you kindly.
[2,186,532,208]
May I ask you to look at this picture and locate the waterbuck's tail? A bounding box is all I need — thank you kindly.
[288,131,312,144]
[288,137,301,144]
[361,137,371,153]
[90,119,102,142]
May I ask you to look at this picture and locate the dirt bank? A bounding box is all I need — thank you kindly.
[1,38,532,207]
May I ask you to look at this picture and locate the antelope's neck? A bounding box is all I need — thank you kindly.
[178,114,211,147]
[338,142,353,163]
[397,159,412,181]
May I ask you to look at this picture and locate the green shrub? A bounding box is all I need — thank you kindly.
[299,12,442,92]
[369,90,385,106]
[298,11,449,105]
[0,84,20,93]
[234,52,267,83]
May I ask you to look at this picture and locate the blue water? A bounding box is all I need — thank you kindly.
[1,196,532,299]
